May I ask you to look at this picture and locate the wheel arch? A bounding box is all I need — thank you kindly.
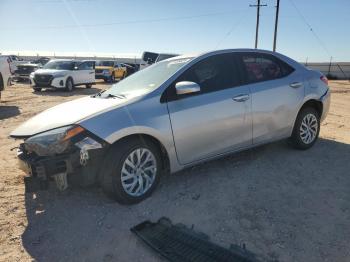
[109,133,170,173]
[299,99,323,118]
[66,75,74,83]
[290,98,323,136]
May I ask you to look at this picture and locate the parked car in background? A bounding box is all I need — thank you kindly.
[95,60,127,83]
[139,51,179,70]
[11,49,330,204]
[120,63,136,76]
[7,55,28,73]
[0,56,12,101]
[14,57,51,82]
[29,59,95,92]
[8,55,23,62]
[31,57,50,66]
[14,63,40,82]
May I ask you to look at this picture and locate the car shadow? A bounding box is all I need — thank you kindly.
[21,138,350,261]
[0,105,20,120]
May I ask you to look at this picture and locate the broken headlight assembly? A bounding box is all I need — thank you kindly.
[24,125,85,156]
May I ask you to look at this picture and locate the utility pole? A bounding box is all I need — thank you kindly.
[250,0,267,49]
[273,0,280,52]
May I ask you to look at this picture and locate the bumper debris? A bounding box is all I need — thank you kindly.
[131,217,260,262]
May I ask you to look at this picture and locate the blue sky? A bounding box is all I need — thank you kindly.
[0,0,349,62]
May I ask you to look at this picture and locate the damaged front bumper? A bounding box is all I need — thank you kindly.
[17,135,108,193]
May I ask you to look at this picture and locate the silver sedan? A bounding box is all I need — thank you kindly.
[11,49,330,204]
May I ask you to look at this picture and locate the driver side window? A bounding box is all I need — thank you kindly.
[178,54,239,94]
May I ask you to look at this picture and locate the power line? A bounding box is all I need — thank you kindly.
[215,9,249,49]
[0,11,242,30]
[288,0,332,57]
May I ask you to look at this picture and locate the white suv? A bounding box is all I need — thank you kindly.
[30,59,95,92]
[0,56,12,101]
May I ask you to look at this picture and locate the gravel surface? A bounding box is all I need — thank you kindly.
[0,81,349,262]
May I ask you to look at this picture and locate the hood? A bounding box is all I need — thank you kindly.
[34,69,69,76]
[10,96,130,138]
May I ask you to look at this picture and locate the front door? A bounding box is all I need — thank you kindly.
[166,53,252,165]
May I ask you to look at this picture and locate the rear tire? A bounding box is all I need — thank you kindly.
[289,107,320,150]
[65,78,74,92]
[101,137,162,204]
[33,87,42,92]
[85,84,92,88]
[109,75,115,83]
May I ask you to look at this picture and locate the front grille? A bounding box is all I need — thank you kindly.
[34,74,53,86]
[16,66,36,75]
[95,69,103,74]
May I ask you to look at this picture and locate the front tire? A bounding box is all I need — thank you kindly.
[65,78,74,92]
[289,107,320,150]
[85,84,92,88]
[33,87,42,92]
[101,138,162,204]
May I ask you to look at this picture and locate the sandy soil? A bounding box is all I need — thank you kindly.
[0,81,349,262]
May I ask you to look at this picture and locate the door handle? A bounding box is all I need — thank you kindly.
[289,82,303,88]
[232,94,250,102]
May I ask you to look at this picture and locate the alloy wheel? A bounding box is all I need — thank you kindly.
[121,148,157,197]
[299,113,318,144]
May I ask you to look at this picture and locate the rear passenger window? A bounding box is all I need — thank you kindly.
[241,54,294,83]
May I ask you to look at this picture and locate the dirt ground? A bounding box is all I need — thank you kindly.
[0,80,349,262]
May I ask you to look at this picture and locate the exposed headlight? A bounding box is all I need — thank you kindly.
[24,125,85,156]
[102,69,111,75]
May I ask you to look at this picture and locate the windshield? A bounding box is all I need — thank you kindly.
[96,61,114,67]
[43,61,74,70]
[102,58,192,98]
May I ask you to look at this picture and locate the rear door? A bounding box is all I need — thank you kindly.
[166,53,252,165]
[238,52,304,144]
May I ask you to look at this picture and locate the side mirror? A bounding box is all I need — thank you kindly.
[175,81,200,95]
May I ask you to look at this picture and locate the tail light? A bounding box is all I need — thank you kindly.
[320,75,328,86]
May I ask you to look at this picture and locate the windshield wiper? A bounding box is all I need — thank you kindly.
[104,93,126,99]
[91,90,106,98]
[91,90,126,99]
